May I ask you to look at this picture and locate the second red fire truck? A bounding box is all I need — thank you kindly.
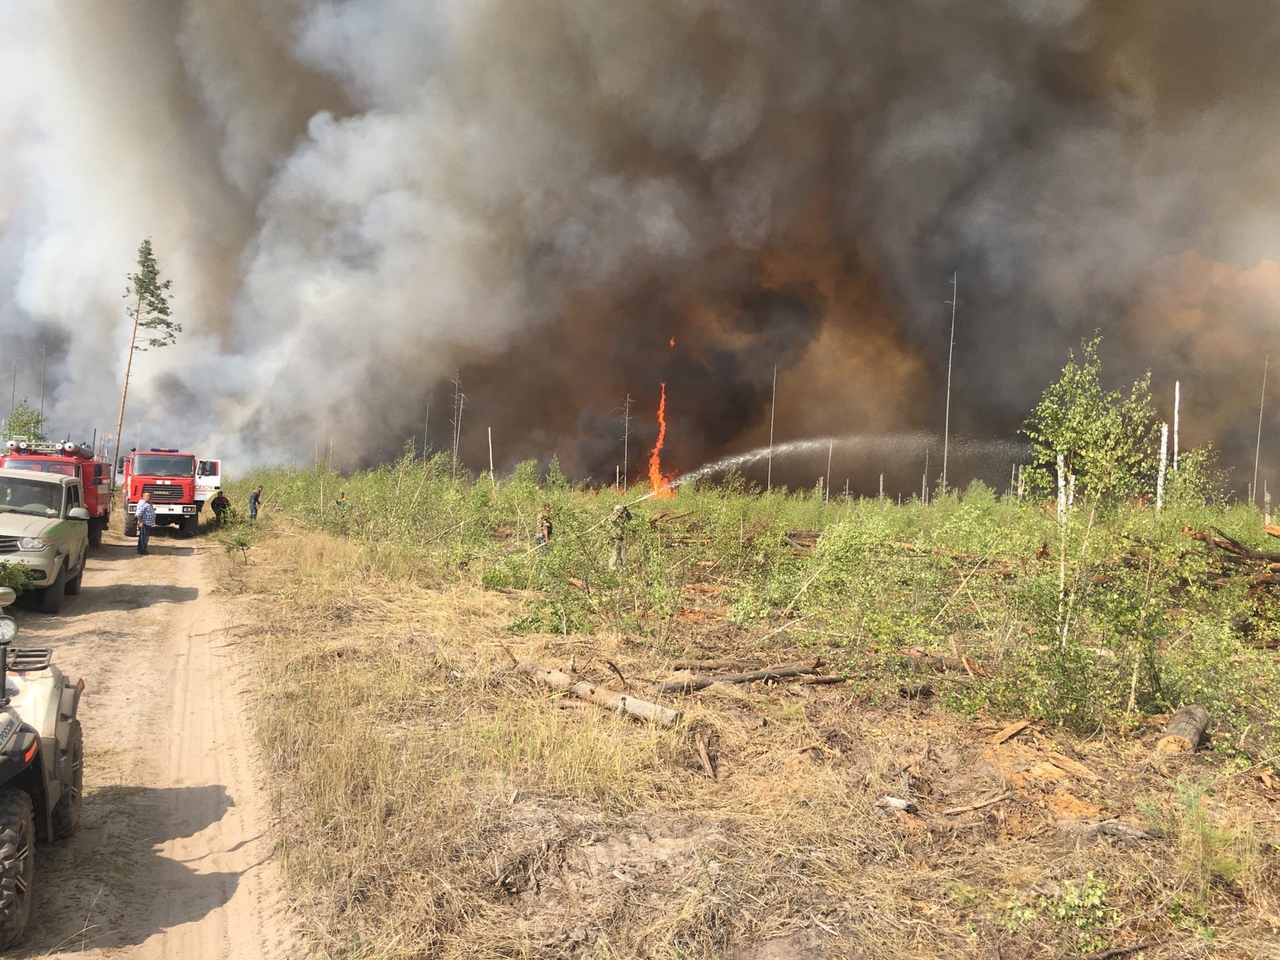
[0,440,113,547]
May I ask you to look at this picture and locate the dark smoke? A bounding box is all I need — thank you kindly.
[3,1,1280,495]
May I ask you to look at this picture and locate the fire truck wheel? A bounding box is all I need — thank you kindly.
[87,519,103,548]
[37,565,67,615]
[123,512,138,538]
[0,789,34,949]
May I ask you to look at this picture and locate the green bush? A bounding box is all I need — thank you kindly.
[239,456,1280,757]
[0,562,33,596]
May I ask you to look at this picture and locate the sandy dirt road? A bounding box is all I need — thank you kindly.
[6,527,295,958]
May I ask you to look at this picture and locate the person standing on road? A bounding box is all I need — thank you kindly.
[136,491,156,555]
[248,485,262,521]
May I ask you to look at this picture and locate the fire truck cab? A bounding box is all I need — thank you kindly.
[0,440,112,548]
[195,458,222,510]
[122,448,199,537]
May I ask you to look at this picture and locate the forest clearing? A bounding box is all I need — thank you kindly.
[213,440,1280,960]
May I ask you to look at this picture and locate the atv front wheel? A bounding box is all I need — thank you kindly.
[0,789,35,949]
[51,720,83,840]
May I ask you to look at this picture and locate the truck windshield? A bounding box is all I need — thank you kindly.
[0,478,63,516]
[3,459,76,476]
[133,455,195,477]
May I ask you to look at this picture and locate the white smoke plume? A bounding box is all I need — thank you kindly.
[3,0,1280,491]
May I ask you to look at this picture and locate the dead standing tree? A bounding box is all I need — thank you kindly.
[450,372,465,480]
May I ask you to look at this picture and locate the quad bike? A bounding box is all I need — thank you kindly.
[0,586,84,947]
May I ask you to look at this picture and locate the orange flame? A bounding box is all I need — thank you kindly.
[648,382,674,498]
[669,336,675,348]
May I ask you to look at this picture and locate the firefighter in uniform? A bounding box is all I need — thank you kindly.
[608,504,632,570]
[209,489,231,526]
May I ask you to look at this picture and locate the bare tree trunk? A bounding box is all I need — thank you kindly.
[112,293,144,491]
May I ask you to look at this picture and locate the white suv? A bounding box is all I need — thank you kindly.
[0,468,90,614]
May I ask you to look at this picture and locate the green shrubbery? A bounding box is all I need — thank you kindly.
[0,562,34,596]
[237,447,1280,756]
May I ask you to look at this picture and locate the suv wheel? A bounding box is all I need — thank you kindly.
[64,557,83,596]
[37,564,66,615]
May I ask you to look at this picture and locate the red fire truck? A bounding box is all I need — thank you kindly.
[121,448,200,537]
[0,439,113,547]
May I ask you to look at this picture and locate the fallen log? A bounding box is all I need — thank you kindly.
[655,660,822,695]
[518,660,680,726]
[1188,526,1280,563]
[784,530,823,554]
[1057,818,1156,849]
[670,658,763,672]
[1156,704,1209,755]
[1213,527,1280,562]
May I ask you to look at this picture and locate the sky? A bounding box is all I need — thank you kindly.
[3,0,1280,495]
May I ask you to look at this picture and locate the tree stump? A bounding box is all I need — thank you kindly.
[1156,705,1209,755]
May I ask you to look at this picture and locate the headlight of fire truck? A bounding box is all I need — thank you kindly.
[18,537,52,551]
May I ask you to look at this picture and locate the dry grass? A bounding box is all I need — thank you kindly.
[217,528,1280,960]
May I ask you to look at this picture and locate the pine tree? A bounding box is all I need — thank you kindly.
[113,239,180,472]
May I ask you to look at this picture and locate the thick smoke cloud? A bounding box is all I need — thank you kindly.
[3,0,1280,494]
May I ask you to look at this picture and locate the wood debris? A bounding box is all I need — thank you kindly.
[1056,818,1155,848]
[518,660,680,726]
[990,720,1030,745]
[902,648,983,676]
[784,529,822,554]
[655,660,824,695]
